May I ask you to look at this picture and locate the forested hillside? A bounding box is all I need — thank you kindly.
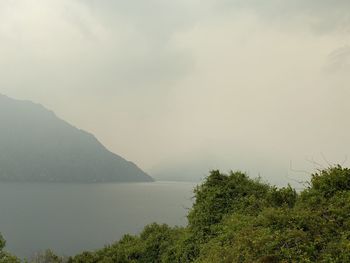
[2,166,350,262]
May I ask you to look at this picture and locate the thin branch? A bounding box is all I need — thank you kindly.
[341,155,348,167]
[285,173,307,185]
[320,152,333,167]
[305,157,325,170]
[289,160,310,175]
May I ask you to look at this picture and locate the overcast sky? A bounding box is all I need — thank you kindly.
[1,0,350,184]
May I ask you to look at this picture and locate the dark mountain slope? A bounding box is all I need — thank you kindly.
[0,94,153,182]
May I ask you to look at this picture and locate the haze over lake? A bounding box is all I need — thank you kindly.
[0,181,195,259]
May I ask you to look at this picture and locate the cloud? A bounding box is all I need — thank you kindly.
[0,0,194,98]
[325,45,350,73]
[145,3,350,183]
[209,0,350,34]
[1,0,350,184]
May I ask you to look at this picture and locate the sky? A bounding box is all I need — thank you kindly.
[1,0,350,185]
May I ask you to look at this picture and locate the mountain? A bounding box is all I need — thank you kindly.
[0,94,153,182]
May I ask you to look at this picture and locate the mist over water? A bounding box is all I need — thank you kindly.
[0,1,349,262]
[1,1,350,183]
[0,181,195,259]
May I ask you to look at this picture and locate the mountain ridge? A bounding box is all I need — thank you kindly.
[0,94,153,182]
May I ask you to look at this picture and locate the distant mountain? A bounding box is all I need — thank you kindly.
[0,94,153,182]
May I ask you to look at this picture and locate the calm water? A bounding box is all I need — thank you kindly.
[0,181,195,259]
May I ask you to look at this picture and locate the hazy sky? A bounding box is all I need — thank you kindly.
[1,0,350,184]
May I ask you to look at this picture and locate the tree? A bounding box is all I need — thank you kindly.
[0,234,20,263]
[29,249,66,263]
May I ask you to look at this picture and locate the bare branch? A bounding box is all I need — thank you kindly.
[305,157,325,170]
[320,152,333,167]
[341,155,348,167]
[289,160,310,175]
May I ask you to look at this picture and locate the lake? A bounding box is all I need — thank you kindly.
[0,181,196,259]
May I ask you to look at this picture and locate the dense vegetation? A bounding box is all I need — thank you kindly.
[0,234,20,263]
[2,166,350,262]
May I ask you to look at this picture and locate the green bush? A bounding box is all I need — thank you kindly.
[187,170,271,242]
[0,234,20,263]
[26,166,350,262]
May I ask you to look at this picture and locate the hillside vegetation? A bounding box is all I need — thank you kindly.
[2,166,350,262]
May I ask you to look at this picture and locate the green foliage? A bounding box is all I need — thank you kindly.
[68,167,350,262]
[194,166,350,262]
[187,170,271,242]
[196,200,350,262]
[267,184,297,208]
[70,224,186,263]
[0,234,20,263]
[0,235,4,252]
[29,249,66,263]
[310,165,350,196]
[6,166,350,262]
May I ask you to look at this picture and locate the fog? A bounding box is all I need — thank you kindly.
[1,0,350,184]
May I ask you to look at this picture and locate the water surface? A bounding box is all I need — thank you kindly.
[0,181,195,258]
